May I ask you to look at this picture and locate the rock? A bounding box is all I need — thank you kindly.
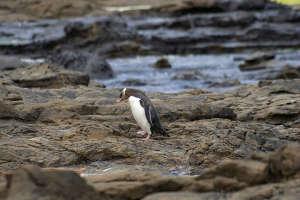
[239,53,275,71]
[7,63,89,88]
[153,58,172,69]
[198,159,269,185]
[0,100,18,119]
[0,55,26,71]
[142,192,219,200]
[228,178,300,200]
[164,0,279,14]
[89,80,106,88]
[0,137,80,170]
[2,165,101,200]
[122,79,147,86]
[275,65,300,79]
[51,51,114,79]
[269,144,300,179]
[87,170,196,200]
[86,56,114,79]
[208,80,241,88]
[172,70,203,80]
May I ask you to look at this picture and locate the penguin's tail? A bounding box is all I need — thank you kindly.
[153,126,169,137]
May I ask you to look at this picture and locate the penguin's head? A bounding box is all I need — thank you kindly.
[118,88,146,102]
[118,88,129,102]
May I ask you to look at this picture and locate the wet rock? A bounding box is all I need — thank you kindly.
[275,65,300,79]
[86,56,114,79]
[0,55,26,71]
[89,80,106,88]
[153,57,172,69]
[208,80,241,88]
[7,63,89,88]
[239,53,275,71]
[172,70,203,80]
[51,51,113,79]
[2,165,100,200]
[122,79,147,86]
[142,192,219,200]
[166,0,279,14]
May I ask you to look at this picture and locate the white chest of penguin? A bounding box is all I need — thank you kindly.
[128,96,151,134]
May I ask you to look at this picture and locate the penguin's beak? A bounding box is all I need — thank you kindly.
[116,97,125,103]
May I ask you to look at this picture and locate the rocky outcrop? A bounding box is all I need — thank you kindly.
[2,143,300,200]
[0,68,299,172]
[51,51,114,79]
[0,165,101,200]
[3,63,89,88]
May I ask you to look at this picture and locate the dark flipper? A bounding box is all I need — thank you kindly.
[139,99,169,136]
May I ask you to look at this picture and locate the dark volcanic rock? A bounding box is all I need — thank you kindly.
[172,70,204,80]
[275,65,300,79]
[239,53,275,71]
[122,79,147,86]
[153,57,172,69]
[51,51,114,79]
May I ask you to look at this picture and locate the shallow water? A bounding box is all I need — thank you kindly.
[102,49,300,93]
[81,161,190,177]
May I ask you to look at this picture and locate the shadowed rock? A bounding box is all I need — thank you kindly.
[2,165,101,200]
[153,57,172,69]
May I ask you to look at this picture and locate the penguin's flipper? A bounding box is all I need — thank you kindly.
[139,99,168,136]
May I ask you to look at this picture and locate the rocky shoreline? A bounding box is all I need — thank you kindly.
[1,0,300,199]
[0,62,299,199]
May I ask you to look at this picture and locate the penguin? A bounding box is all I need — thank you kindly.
[118,88,168,140]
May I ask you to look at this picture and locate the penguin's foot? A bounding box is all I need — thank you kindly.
[137,130,147,136]
[142,133,151,141]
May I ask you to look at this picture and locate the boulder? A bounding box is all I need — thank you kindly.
[269,144,300,179]
[275,65,300,79]
[2,165,101,200]
[239,53,275,71]
[153,58,172,69]
[198,159,269,185]
[51,51,114,79]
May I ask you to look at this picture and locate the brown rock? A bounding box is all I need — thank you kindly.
[198,159,269,185]
[8,63,89,88]
[0,100,18,119]
[239,53,275,71]
[153,58,172,69]
[269,144,300,179]
[228,178,300,200]
[86,170,195,200]
[142,192,219,200]
[275,65,300,79]
[3,165,101,200]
